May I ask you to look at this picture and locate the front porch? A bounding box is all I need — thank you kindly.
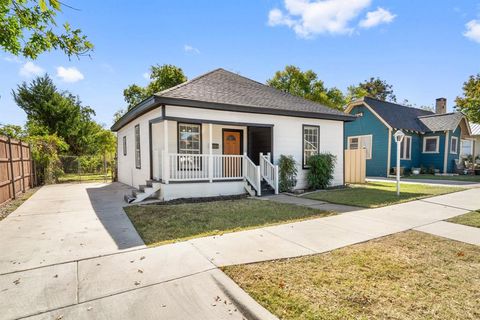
[132,119,279,202]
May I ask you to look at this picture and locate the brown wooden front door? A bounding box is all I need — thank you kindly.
[223,130,242,177]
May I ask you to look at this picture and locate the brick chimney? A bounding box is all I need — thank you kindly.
[435,98,447,114]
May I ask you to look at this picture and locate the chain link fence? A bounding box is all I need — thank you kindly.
[58,154,115,183]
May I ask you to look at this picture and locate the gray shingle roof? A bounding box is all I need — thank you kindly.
[155,68,349,118]
[361,97,466,133]
[362,97,433,132]
[418,112,464,132]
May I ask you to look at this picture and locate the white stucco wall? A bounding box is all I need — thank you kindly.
[165,105,345,188]
[116,108,161,188]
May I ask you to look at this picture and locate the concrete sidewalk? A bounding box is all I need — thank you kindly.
[261,194,362,213]
[2,185,479,319]
[415,221,480,245]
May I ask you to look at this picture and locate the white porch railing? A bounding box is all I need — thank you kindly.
[260,152,279,194]
[160,151,275,196]
[244,153,261,196]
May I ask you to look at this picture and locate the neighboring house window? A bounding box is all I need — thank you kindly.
[423,136,439,153]
[135,125,141,169]
[347,135,372,159]
[178,123,202,170]
[303,125,319,167]
[460,139,474,157]
[123,136,127,156]
[400,136,412,160]
[450,136,458,154]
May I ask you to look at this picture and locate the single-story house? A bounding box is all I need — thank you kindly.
[344,97,472,177]
[111,68,354,202]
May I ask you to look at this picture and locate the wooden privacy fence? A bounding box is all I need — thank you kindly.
[345,149,366,184]
[0,136,35,205]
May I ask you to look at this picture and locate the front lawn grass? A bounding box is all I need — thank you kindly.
[447,210,480,228]
[303,182,463,208]
[58,173,112,183]
[407,174,480,182]
[223,231,480,320]
[124,198,334,246]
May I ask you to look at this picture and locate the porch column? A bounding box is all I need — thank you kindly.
[163,120,169,184]
[208,123,213,182]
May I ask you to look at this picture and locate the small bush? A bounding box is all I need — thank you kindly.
[306,153,336,190]
[278,155,297,192]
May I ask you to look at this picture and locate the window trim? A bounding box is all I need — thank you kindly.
[123,136,127,156]
[400,135,412,160]
[450,136,458,154]
[134,125,141,169]
[422,136,440,154]
[302,124,320,169]
[460,139,474,157]
[177,122,203,171]
[347,134,373,160]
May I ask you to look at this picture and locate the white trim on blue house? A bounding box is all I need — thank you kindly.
[422,136,440,154]
[450,136,458,154]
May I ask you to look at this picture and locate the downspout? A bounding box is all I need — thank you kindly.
[443,131,450,173]
[387,128,392,176]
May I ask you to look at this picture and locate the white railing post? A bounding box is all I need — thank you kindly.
[267,152,271,162]
[243,152,247,180]
[274,165,279,194]
[208,124,213,183]
[256,165,261,196]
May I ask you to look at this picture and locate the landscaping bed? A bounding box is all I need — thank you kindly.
[447,210,480,228]
[224,231,480,320]
[124,198,334,246]
[303,182,463,208]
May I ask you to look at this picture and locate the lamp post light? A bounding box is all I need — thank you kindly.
[394,130,405,196]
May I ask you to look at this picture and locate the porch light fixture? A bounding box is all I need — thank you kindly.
[394,130,405,196]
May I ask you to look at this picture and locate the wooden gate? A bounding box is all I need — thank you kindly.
[345,149,366,184]
[0,136,35,205]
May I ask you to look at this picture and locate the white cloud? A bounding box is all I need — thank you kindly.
[359,7,396,28]
[184,44,200,54]
[142,72,150,80]
[56,66,84,83]
[464,20,480,43]
[267,0,374,37]
[4,55,22,64]
[19,61,44,77]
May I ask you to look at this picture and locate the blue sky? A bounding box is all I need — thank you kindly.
[1,0,480,128]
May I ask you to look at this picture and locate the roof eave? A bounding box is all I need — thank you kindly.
[110,96,160,131]
[156,96,355,122]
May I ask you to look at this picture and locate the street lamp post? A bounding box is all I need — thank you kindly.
[394,130,405,196]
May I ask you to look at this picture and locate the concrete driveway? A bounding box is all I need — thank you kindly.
[0,183,276,320]
[0,183,144,274]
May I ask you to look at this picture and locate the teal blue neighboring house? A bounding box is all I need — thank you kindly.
[344,97,472,177]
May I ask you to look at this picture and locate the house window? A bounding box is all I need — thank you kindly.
[460,139,474,157]
[450,136,458,154]
[303,125,319,167]
[348,135,372,159]
[423,136,439,153]
[123,136,127,156]
[178,123,202,170]
[400,136,412,160]
[135,125,141,169]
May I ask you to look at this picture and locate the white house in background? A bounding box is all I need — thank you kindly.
[464,122,480,159]
[111,68,354,203]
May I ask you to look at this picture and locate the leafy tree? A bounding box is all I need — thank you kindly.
[267,65,346,110]
[123,64,187,110]
[0,123,26,139]
[112,108,126,124]
[12,74,104,155]
[0,0,93,59]
[347,77,396,103]
[455,73,480,123]
[27,133,68,184]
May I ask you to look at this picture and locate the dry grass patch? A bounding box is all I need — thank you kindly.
[0,187,40,221]
[224,231,480,320]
